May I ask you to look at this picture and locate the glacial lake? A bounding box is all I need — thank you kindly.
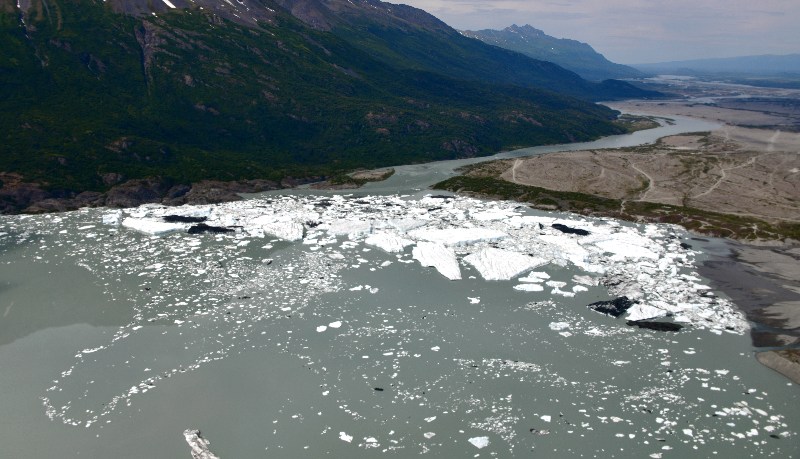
[0,114,797,458]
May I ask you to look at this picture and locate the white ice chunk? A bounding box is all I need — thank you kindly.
[328,220,372,237]
[408,228,507,247]
[518,271,550,282]
[121,218,185,236]
[102,210,122,226]
[386,218,427,232]
[339,432,353,443]
[470,208,518,221]
[412,242,461,280]
[514,284,544,292]
[626,304,667,321]
[464,248,546,281]
[365,232,414,253]
[183,429,220,459]
[468,436,490,449]
[262,221,304,242]
[590,234,659,261]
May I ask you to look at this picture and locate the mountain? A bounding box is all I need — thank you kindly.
[461,24,643,82]
[1,0,652,212]
[634,54,800,76]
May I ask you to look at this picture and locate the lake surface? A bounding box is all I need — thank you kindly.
[0,114,797,458]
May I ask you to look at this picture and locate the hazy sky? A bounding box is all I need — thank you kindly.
[397,0,800,64]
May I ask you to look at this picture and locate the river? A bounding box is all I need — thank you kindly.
[0,113,797,458]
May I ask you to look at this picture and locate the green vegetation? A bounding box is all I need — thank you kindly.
[0,0,635,201]
[614,114,662,133]
[433,175,800,241]
[328,168,395,187]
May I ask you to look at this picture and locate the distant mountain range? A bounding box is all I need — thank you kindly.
[0,0,659,212]
[461,24,643,82]
[634,54,800,76]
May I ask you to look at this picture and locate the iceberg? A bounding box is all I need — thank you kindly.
[464,248,547,281]
[408,228,506,247]
[412,242,461,280]
[365,232,414,253]
[262,221,304,242]
[183,429,220,459]
[121,218,185,236]
[627,304,668,321]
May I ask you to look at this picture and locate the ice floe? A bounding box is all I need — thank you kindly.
[412,242,461,280]
[464,248,547,281]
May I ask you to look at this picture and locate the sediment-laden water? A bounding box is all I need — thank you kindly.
[0,115,796,458]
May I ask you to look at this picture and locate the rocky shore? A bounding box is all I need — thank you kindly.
[0,173,322,214]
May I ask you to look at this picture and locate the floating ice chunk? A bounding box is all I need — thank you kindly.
[470,208,518,221]
[424,432,436,439]
[572,285,588,292]
[545,280,567,288]
[591,235,659,261]
[464,248,547,281]
[365,232,414,253]
[386,218,427,233]
[412,242,461,280]
[328,220,372,238]
[328,321,342,329]
[121,218,185,236]
[549,322,570,331]
[316,325,327,333]
[573,275,596,286]
[183,429,220,459]
[339,432,353,443]
[551,287,575,297]
[541,415,552,422]
[514,284,544,292]
[627,304,667,321]
[261,221,304,242]
[519,271,550,282]
[468,297,481,304]
[102,210,122,226]
[408,228,507,247]
[468,436,490,449]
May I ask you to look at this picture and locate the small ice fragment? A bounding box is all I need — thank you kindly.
[468,297,480,304]
[541,415,551,422]
[424,432,436,439]
[431,346,440,352]
[339,432,353,443]
[425,416,437,422]
[514,283,544,292]
[468,436,489,449]
[549,322,569,331]
[329,321,342,328]
[316,325,327,333]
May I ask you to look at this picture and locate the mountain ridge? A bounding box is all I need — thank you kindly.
[633,53,800,75]
[1,0,652,213]
[461,24,643,82]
